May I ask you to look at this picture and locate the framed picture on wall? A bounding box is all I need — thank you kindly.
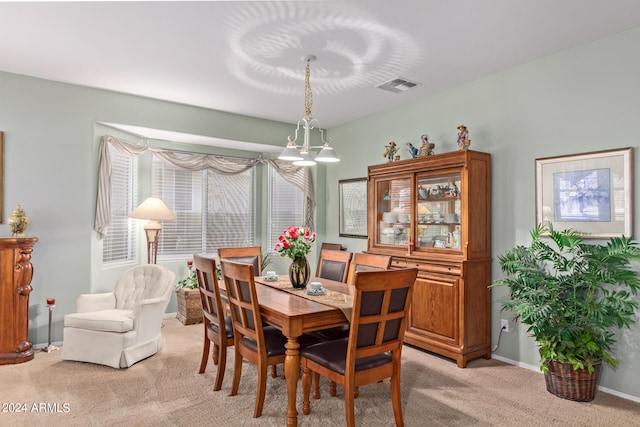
[535,147,633,238]
[339,178,368,238]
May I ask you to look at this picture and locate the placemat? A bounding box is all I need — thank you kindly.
[257,276,353,322]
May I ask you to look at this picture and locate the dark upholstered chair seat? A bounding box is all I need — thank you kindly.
[241,326,287,357]
[208,315,234,339]
[301,338,392,375]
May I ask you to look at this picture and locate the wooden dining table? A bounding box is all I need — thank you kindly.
[252,275,353,427]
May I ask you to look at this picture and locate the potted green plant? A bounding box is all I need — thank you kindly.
[491,223,640,401]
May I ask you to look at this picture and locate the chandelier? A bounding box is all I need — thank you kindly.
[278,55,339,166]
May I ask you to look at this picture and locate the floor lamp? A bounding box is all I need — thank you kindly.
[129,196,176,264]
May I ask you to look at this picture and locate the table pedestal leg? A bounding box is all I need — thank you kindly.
[285,337,300,427]
[42,304,59,353]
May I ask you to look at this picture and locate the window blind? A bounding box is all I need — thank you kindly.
[151,156,255,259]
[102,145,137,264]
[268,165,305,251]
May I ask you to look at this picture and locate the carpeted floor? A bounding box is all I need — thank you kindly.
[1,317,639,426]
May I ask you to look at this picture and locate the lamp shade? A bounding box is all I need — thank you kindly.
[292,150,316,166]
[315,143,340,162]
[278,140,304,161]
[129,196,176,221]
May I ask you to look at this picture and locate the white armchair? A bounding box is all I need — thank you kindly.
[61,264,175,368]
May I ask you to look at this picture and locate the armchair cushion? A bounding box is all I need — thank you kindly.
[64,309,134,333]
[76,292,116,313]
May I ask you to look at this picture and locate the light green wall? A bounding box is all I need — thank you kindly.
[0,72,299,347]
[2,24,639,400]
[325,26,640,400]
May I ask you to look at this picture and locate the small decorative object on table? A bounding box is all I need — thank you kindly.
[275,226,316,289]
[418,134,435,157]
[457,125,470,150]
[382,142,398,162]
[7,205,30,237]
[307,281,326,295]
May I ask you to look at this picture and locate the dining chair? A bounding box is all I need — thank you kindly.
[314,252,392,343]
[194,254,234,391]
[220,260,286,418]
[300,268,418,427]
[218,246,262,275]
[346,253,392,285]
[314,252,391,397]
[218,246,277,378]
[320,242,347,252]
[316,249,353,283]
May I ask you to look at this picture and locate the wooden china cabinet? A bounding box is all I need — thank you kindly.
[0,237,38,365]
[367,150,491,367]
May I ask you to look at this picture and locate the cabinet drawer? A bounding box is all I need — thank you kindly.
[391,257,461,276]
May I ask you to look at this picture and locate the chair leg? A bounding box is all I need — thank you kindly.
[198,336,210,374]
[230,348,243,397]
[329,381,337,397]
[213,343,227,391]
[391,367,404,427]
[313,372,321,399]
[343,382,356,427]
[271,364,277,378]
[212,343,220,365]
[254,360,268,418]
[302,366,312,415]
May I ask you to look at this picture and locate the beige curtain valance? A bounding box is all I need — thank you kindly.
[94,135,314,236]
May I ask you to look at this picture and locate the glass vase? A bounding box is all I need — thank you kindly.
[289,256,310,289]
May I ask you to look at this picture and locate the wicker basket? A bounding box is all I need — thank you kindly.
[544,359,602,402]
[176,288,203,325]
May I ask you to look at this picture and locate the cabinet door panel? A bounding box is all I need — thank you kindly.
[410,276,458,343]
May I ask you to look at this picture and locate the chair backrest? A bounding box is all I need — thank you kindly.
[218,246,262,276]
[193,254,226,335]
[113,264,175,310]
[220,260,264,350]
[320,242,347,252]
[316,249,353,283]
[347,268,417,368]
[346,253,392,285]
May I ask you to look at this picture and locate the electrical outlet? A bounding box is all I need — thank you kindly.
[501,318,509,333]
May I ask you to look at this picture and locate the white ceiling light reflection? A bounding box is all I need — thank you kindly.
[223,1,421,97]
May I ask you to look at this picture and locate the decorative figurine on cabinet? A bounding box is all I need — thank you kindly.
[457,125,470,150]
[406,143,419,158]
[383,141,398,162]
[418,134,435,157]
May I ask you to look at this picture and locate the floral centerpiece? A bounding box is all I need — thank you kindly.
[274,226,316,288]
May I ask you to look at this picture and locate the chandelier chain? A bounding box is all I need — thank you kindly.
[304,59,313,119]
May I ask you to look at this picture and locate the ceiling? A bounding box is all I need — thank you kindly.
[1,1,639,135]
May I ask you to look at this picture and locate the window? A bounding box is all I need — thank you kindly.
[102,146,137,264]
[267,165,305,251]
[151,156,255,258]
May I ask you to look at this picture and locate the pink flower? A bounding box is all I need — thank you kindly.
[275,226,317,260]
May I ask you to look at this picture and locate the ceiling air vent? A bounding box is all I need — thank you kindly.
[375,77,421,93]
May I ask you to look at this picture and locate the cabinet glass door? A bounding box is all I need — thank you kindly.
[375,176,411,246]
[416,173,462,250]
